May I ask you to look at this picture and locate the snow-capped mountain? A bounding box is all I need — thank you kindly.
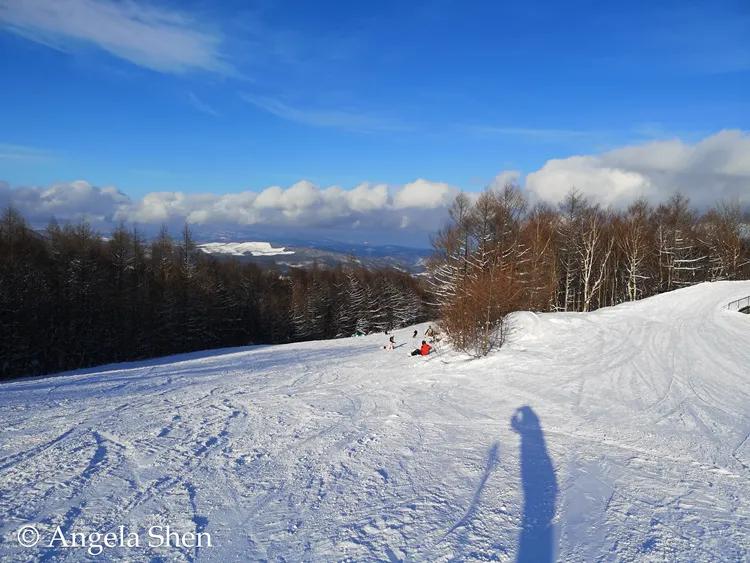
[198,239,431,273]
[197,241,295,257]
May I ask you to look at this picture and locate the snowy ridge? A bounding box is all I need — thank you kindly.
[0,281,749,561]
[198,241,294,257]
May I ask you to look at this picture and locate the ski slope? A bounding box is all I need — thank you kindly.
[1,281,749,561]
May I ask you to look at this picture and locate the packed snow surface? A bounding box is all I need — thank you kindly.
[1,281,749,561]
[198,242,294,256]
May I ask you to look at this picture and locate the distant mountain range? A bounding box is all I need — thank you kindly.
[196,239,432,273]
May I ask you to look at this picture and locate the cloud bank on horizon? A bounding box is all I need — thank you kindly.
[0,177,460,245]
[2,130,749,244]
[527,129,750,209]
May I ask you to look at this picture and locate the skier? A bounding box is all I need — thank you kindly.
[425,325,435,338]
[383,335,395,351]
[412,329,418,338]
[410,340,432,356]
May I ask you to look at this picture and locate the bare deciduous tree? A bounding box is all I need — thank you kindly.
[429,189,750,357]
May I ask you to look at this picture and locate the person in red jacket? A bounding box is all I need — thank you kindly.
[410,340,432,356]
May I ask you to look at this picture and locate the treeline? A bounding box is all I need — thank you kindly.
[290,266,426,340]
[430,186,750,356]
[0,208,430,380]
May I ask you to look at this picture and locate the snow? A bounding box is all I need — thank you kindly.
[1,281,749,561]
[198,241,294,257]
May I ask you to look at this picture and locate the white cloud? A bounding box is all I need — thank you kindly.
[1,179,129,223]
[344,183,389,213]
[281,181,322,216]
[2,178,458,237]
[393,179,458,209]
[124,191,187,223]
[526,130,750,208]
[0,0,230,74]
[4,131,748,241]
[488,170,521,189]
[526,156,654,207]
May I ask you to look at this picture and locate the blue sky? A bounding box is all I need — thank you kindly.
[0,0,748,244]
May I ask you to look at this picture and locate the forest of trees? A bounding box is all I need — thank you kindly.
[429,186,750,357]
[4,186,749,378]
[0,208,430,380]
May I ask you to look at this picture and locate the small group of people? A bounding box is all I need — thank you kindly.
[383,325,437,357]
[410,325,436,340]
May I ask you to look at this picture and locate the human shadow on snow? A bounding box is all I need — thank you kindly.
[512,406,558,563]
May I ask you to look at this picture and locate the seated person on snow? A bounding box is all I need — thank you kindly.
[410,340,432,356]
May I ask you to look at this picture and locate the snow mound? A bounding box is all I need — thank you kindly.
[1,281,749,561]
[198,241,294,256]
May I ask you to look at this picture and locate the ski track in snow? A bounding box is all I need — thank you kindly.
[1,281,749,561]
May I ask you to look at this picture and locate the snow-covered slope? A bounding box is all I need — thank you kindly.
[1,282,749,561]
[198,241,294,256]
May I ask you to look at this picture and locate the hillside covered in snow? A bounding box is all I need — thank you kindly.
[1,281,749,561]
[198,241,295,257]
